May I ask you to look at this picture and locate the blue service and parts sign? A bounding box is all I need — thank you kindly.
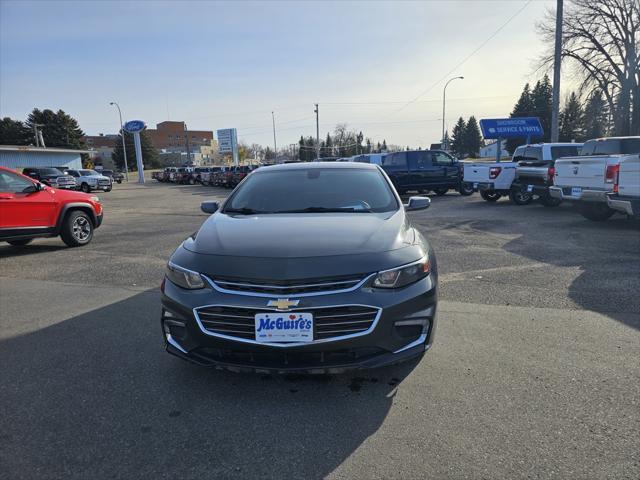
[480,117,543,139]
[123,120,146,133]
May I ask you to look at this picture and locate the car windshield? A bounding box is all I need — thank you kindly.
[38,168,64,176]
[224,167,398,214]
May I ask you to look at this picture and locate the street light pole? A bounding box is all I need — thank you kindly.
[109,102,129,181]
[442,76,464,150]
[271,111,277,162]
[314,103,320,161]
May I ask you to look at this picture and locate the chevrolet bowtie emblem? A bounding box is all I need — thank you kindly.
[267,298,300,311]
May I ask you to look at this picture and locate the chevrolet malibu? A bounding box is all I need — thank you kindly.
[161,162,437,373]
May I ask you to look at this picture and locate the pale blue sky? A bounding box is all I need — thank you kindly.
[0,0,555,148]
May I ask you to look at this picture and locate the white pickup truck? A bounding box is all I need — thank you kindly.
[464,143,582,204]
[549,137,640,220]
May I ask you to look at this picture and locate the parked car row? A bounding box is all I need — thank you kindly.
[153,165,260,188]
[462,137,640,221]
[22,167,114,193]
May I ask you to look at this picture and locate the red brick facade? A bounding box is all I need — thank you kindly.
[146,121,213,152]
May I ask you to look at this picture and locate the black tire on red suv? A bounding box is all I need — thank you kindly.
[60,210,94,247]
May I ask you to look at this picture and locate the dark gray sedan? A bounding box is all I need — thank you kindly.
[161,162,437,373]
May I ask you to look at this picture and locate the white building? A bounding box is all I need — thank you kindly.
[479,140,507,158]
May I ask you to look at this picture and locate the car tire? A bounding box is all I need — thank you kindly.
[81,183,91,193]
[577,202,615,221]
[540,195,561,207]
[480,190,501,202]
[105,187,112,192]
[7,238,33,246]
[116,180,122,184]
[459,183,475,196]
[509,188,533,205]
[60,210,94,247]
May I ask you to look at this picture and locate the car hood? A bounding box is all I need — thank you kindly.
[174,210,428,280]
[185,210,413,258]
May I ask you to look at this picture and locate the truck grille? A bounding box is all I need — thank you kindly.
[194,305,380,343]
[209,274,366,295]
[56,176,75,186]
[98,179,111,186]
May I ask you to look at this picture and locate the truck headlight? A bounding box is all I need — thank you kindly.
[373,255,430,289]
[166,261,205,289]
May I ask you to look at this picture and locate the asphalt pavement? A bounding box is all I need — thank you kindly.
[1,181,639,479]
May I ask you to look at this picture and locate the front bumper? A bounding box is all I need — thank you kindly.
[549,186,609,203]
[161,275,437,374]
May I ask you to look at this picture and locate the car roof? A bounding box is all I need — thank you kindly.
[518,143,584,147]
[258,161,380,172]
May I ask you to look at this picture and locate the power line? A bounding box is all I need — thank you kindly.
[393,0,533,114]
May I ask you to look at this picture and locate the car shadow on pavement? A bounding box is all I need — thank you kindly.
[0,243,68,258]
[0,290,417,480]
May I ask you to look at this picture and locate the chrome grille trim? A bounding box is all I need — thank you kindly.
[203,273,375,298]
[193,304,382,347]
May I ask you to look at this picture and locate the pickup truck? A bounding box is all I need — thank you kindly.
[62,169,112,193]
[22,167,77,190]
[549,136,640,220]
[0,166,103,247]
[511,143,583,207]
[381,150,473,196]
[607,154,640,218]
[173,167,193,184]
[463,143,582,204]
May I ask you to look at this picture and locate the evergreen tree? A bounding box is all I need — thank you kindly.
[376,142,381,153]
[507,83,535,153]
[112,130,159,170]
[531,75,552,142]
[381,139,387,152]
[365,138,372,154]
[450,117,466,157]
[25,109,86,149]
[559,92,584,142]
[464,116,483,157]
[0,117,32,145]
[583,90,609,140]
[322,133,333,158]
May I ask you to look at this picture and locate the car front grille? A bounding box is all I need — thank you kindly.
[194,305,380,343]
[210,274,367,296]
[98,179,111,186]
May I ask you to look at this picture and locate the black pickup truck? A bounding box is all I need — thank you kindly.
[380,150,473,196]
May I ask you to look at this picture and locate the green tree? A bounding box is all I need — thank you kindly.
[531,75,553,142]
[112,130,159,170]
[464,116,483,157]
[381,139,387,152]
[559,92,584,142]
[0,117,32,145]
[25,109,86,149]
[322,133,333,158]
[507,83,535,153]
[450,117,466,157]
[583,90,609,139]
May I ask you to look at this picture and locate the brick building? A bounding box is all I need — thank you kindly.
[146,121,213,153]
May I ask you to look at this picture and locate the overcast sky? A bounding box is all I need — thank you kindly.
[0,0,557,149]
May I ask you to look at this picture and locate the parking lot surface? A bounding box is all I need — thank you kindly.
[1,182,639,479]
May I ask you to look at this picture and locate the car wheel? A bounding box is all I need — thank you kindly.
[433,187,449,196]
[509,188,533,205]
[60,210,94,247]
[480,190,501,202]
[540,195,561,207]
[105,187,112,192]
[577,202,615,221]
[7,238,33,246]
[81,183,91,193]
[116,180,122,184]
[459,182,475,196]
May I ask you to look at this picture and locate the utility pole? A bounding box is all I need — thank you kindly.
[271,111,277,162]
[442,76,464,150]
[314,103,320,161]
[184,122,192,165]
[550,0,563,143]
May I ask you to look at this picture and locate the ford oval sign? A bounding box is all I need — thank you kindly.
[123,120,146,133]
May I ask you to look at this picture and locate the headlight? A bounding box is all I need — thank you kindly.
[90,196,100,203]
[373,255,430,289]
[166,261,205,289]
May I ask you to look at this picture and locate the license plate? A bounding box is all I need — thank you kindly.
[473,182,478,189]
[255,312,313,343]
[527,185,533,193]
[571,187,582,197]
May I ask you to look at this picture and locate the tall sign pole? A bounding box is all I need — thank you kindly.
[314,103,320,161]
[123,120,146,184]
[271,111,277,162]
[550,0,563,143]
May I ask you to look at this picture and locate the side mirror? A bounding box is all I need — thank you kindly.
[404,196,430,211]
[200,201,219,214]
[22,183,41,194]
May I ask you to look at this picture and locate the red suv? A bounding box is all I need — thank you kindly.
[0,166,103,247]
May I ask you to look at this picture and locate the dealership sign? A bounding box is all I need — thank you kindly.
[480,117,543,139]
[217,128,239,166]
[123,120,146,133]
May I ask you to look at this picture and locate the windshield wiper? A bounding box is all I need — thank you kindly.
[223,207,267,215]
[273,206,372,213]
